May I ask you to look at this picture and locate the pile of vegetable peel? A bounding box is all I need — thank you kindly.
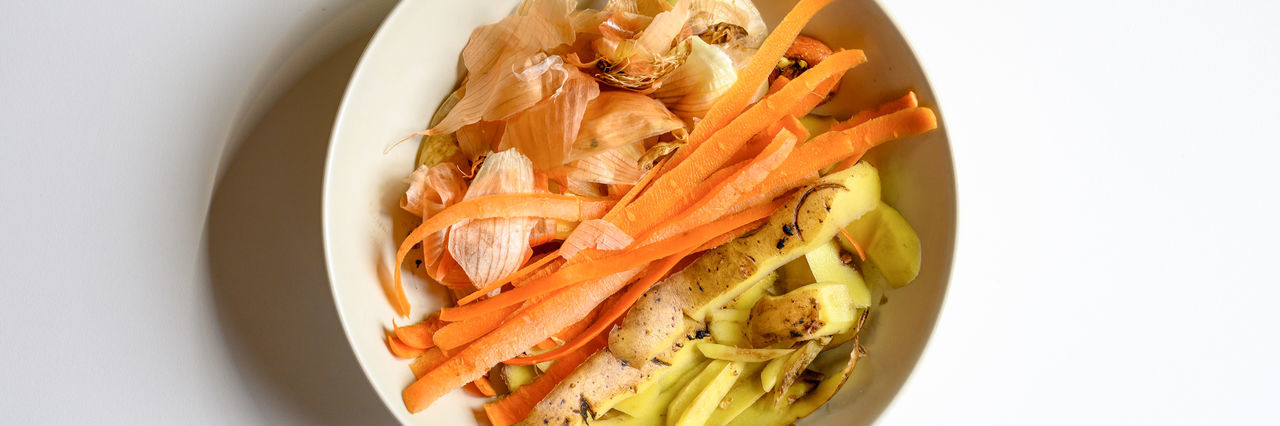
[382,0,938,424]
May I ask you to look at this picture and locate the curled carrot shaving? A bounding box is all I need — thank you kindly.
[403,268,643,412]
[462,382,485,398]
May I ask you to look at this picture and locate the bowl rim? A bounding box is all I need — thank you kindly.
[319,0,958,423]
[320,0,416,420]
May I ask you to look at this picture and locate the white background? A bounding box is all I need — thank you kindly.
[1,0,1277,424]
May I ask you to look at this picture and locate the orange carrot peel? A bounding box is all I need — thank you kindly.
[431,303,520,351]
[459,249,563,305]
[393,314,444,349]
[613,49,867,239]
[640,128,799,245]
[402,266,643,412]
[503,251,688,366]
[753,107,938,201]
[679,0,836,152]
[438,198,786,322]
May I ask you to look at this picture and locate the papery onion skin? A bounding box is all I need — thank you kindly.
[447,149,537,287]
[651,37,738,122]
[571,91,685,161]
[502,65,601,171]
[427,0,577,135]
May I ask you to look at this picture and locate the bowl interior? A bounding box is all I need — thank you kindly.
[322,1,955,424]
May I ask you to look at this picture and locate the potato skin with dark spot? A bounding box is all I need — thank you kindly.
[520,321,705,426]
[611,165,879,365]
[519,164,881,424]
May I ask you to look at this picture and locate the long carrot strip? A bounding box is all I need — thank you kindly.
[438,199,784,322]
[403,268,642,413]
[829,91,920,171]
[513,256,566,288]
[504,251,688,366]
[432,303,520,351]
[490,258,572,324]
[755,107,938,196]
[684,159,749,207]
[789,71,847,116]
[727,114,808,166]
[639,128,798,245]
[482,336,607,426]
[707,69,843,165]
[726,68,840,164]
[612,49,866,239]
[832,91,919,132]
[679,0,836,152]
[392,193,614,315]
[409,347,448,379]
[437,340,471,358]
[504,258,574,322]
[459,249,562,305]
[553,304,599,342]
[603,157,667,223]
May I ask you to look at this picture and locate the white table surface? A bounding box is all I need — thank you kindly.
[2,1,1277,424]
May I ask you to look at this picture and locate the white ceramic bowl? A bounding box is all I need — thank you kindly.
[322,0,955,424]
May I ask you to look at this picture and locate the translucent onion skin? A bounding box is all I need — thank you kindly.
[651,37,739,123]
[447,149,537,288]
[688,0,768,47]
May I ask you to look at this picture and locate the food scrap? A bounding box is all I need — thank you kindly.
[383,0,936,424]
